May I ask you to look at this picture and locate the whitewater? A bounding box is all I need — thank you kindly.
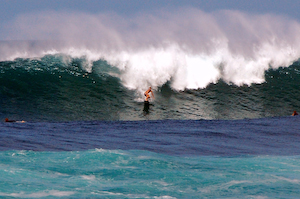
[1,8,300,198]
[2,9,300,94]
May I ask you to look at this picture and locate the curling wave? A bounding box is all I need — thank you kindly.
[1,8,300,94]
[0,55,300,121]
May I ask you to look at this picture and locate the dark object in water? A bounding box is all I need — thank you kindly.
[143,101,150,113]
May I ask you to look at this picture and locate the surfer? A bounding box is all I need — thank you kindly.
[292,111,298,116]
[144,87,154,102]
[5,118,16,122]
[4,118,26,123]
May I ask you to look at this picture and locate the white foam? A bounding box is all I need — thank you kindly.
[272,175,300,184]
[0,190,75,198]
[81,175,96,180]
[2,8,300,93]
[154,196,177,199]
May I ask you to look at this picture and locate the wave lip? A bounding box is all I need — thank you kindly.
[1,8,300,91]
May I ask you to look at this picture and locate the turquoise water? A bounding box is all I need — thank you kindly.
[1,149,300,198]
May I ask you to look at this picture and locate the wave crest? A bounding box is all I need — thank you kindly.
[1,8,300,93]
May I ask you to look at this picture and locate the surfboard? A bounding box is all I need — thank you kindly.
[143,101,150,112]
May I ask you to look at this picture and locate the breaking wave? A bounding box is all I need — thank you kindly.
[0,8,300,94]
[0,55,300,121]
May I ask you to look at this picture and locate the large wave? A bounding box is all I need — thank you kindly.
[0,55,300,122]
[1,8,300,95]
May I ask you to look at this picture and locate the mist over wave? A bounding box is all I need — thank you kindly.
[1,8,300,94]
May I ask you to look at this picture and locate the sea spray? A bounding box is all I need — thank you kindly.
[1,8,300,92]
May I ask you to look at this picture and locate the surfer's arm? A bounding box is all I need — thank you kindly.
[151,91,154,98]
[144,89,150,95]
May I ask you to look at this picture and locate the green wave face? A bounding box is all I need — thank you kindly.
[0,55,300,122]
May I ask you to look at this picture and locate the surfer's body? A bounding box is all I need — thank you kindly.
[5,118,25,123]
[144,87,154,101]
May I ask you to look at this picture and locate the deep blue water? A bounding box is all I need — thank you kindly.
[1,117,300,156]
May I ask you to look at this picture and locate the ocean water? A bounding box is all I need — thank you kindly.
[0,50,300,199]
[1,63,300,199]
[1,55,300,122]
[1,9,300,198]
[1,118,300,198]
